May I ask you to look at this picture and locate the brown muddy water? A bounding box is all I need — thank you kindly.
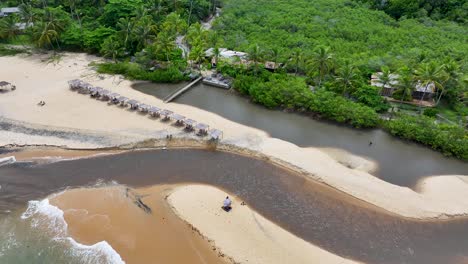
[0,149,467,264]
[132,82,468,188]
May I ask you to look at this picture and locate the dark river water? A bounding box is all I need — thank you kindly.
[0,149,467,264]
[132,82,468,188]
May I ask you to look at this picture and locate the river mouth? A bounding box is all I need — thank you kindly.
[132,82,468,188]
[0,148,467,264]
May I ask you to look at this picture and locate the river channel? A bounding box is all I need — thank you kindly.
[0,149,467,264]
[132,82,468,188]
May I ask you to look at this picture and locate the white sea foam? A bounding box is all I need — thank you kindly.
[21,197,125,264]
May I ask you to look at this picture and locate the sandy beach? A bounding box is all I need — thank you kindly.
[1,52,467,219]
[168,184,358,264]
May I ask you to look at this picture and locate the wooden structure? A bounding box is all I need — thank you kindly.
[127,99,140,110]
[117,96,129,106]
[149,106,161,117]
[209,129,223,140]
[163,77,202,103]
[160,109,173,121]
[67,79,225,139]
[195,123,209,136]
[170,113,185,126]
[184,119,196,131]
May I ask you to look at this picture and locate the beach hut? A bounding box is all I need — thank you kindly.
[160,109,173,121]
[195,123,209,136]
[117,96,129,106]
[149,106,161,117]
[209,129,223,141]
[99,90,112,101]
[127,99,140,110]
[184,119,196,131]
[109,93,120,104]
[138,104,151,113]
[170,113,185,126]
[68,79,82,91]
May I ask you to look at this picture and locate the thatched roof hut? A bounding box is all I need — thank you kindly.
[209,129,223,140]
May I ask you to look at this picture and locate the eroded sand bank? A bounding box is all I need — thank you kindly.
[168,184,358,264]
[1,53,467,219]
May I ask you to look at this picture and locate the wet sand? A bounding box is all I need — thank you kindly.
[49,185,227,264]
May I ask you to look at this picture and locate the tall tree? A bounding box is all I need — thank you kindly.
[290,48,303,76]
[155,31,175,61]
[335,62,358,96]
[376,66,392,95]
[248,44,263,75]
[309,46,334,86]
[0,15,21,41]
[414,62,445,113]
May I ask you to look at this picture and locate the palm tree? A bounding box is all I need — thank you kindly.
[395,68,415,103]
[248,44,263,75]
[414,62,445,113]
[213,46,221,66]
[435,60,459,105]
[290,48,302,76]
[117,17,134,51]
[269,47,282,72]
[310,46,334,87]
[156,31,175,61]
[19,4,37,25]
[133,16,157,51]
[101,36,124,62]
[335,62,358,96]
[34,22,59,50]
[376,66,392,95]
[0,15,21,41]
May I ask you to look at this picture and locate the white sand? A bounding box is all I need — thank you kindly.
[0,53,467,219]
[169,185,358,264]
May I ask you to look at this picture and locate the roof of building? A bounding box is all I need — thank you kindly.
[184,119,196,126]
[1,7,20,13]
[196,123,209,130]
[209,129,223,139]
[170,113,185,121]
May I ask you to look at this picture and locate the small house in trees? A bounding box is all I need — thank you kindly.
[371,72,435,100]
[0,7,20,17]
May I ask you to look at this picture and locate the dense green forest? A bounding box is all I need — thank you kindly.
[0,0,467,159]
[358,0,468,23]
[0,0,217,81]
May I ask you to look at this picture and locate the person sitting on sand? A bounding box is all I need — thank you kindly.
[222,196,232,212]
[37,101,46,106]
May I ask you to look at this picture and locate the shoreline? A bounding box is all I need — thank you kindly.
[3,143,468,222]
[1,52,467,221]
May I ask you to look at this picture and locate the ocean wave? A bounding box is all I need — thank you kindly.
[21,197,125,264]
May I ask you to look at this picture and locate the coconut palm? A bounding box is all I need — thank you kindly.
[248,44,263,75]
[100,36,124,63]
[0,15,21,41]
[414,62,445,113]
[435,60,459,105]
[376,66,392,95]
[19,4,37,25]
[133,16,157,51]
[269,47,282,72]
[117,17,134,51]
[290,48,303,76]
[156,31,175,61]
[34,22,59,49]
[335,62,358,96]
[394,68,415,103]
[309,46,334,87]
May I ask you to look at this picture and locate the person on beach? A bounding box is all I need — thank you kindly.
[222,196,232,212]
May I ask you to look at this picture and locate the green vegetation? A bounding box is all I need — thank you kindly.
[0,0,219,82]
[0,0,467,158]
[96,62,189,83]
[358,0,468,23]
[383,114,468,160]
